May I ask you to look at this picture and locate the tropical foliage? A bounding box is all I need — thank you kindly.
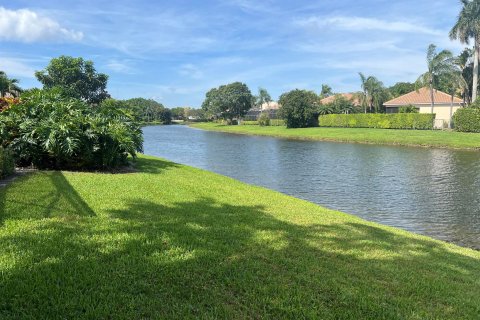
[278,89,319,128]
[0,89,142,170]
[0,71,22,98]
[35,56,110,104]
[450,0,480,102]
[319,113,435,130]
[416,44,459,113]
[358,73,389,113]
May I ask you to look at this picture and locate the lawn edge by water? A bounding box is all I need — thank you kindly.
[1,155,479,318]
[190,122,480,150]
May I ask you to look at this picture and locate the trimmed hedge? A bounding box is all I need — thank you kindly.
[241,119,285,126]
[318,114,435,130]
[453,108,480,133]
[0,147,15,179]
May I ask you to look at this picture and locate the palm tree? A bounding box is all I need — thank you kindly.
[255,87,272,111]
[456,48,474,104]
[0,71,22,97]
[320,84,333,98]
[359,73,369,113]
[416,44,456,114]
[450,0,480,102]
[359,73,384,113]
[442,68,467,128]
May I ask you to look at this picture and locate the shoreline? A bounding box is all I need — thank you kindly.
[190,122,480,151]
[1,155,479,318]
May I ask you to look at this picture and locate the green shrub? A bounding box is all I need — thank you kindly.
[270,119,285,126]
[318,114,435,130]
[453,108,480,132]
[279,90,319,128]
[0,146,15,178]
[399,105,419,113]
[258,113,270,126]
[0,89,143,170]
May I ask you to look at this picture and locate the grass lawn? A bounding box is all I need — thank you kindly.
[191,122,480,150]
[1,155,479,319]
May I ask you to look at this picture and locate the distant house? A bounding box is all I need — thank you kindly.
[320,93,361,106]
[384,87,464,128]
[245,101,281,121]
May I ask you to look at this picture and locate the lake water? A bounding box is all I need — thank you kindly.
[143,125,480,249]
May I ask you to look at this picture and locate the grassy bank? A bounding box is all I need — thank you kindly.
[1,155,479,319]
[191,122,480,150]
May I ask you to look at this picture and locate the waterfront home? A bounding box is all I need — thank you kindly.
[320,93,361,106]
[384,87,464,128]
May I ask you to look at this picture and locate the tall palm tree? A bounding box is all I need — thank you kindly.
[450,0,480,102]
[359,72,369,113]
[359,73,384,113]
[0,71,22,97]
[456,48,474,104]
[443,68,467,128]
[416,44,456,114]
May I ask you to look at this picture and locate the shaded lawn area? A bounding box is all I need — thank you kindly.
[191,122,480,150]
[0,155,479,319]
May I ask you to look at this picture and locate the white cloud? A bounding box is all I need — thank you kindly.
[0,56,37,78]
[297,16,443,36]
[0,7,83,43]
[105,59,136,74]
[179,64,203,79]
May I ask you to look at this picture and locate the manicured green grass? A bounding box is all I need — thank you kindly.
[191,122,480,150]
[1,155,479,319]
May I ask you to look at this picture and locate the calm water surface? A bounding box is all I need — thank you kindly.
[143,125,480,249]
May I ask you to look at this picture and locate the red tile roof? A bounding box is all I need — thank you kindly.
[384,87,463,106]
[321,93,361,106]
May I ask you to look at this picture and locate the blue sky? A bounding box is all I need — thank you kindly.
[0,0,466,107]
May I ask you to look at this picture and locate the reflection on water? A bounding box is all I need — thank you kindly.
[143,125,480,249]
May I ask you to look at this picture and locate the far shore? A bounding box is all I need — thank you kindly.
[190,122,480,150]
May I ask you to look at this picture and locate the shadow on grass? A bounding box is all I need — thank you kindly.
[0,171,95,226]
[0,193,479,319]
[134,156,181,174]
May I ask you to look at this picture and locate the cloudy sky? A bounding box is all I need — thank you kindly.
[0,0,466,107]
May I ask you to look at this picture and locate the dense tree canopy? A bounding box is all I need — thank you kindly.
[35,56,110,104]
[279,89,319,128]
[102,98,171,124]
[388,82,415,98]
[202,82,253,122]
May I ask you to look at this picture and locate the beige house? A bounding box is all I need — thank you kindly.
[384,87,464,128]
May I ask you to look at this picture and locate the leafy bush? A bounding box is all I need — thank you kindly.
[318,114,435,130]
[0,146,14,178]
[0,89,143,170]
[258,113,270,126]
[399,105,419,113]
[453,108,480,132]
[279,90,319,128]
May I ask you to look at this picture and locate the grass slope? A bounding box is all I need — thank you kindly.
[191,122,480,150]
[1,155,479,319]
